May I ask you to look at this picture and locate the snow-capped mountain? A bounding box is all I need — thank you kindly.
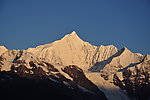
[0,31,149,100]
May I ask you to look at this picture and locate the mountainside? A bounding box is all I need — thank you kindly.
[0,31,149,100]
[26,31,118,70]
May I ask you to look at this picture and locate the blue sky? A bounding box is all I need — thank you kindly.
[0,0,150,54]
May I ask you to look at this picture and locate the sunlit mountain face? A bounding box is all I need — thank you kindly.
[0,32,150,100]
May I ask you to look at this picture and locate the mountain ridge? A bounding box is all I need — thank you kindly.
[0,31,149,100]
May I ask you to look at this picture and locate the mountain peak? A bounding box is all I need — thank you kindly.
[0,46,8,55]
[61,31,82,41]
[122,46,132,53]
[123,46,128,50]
[66,31,79,37]
[0,46,7,49]
[70,31,77,35]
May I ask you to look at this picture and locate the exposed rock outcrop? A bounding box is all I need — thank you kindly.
[0,61,108,100]
[62,65,108,100]
[113,59,150,100]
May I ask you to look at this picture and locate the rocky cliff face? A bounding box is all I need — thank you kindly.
[0,31,149,100]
